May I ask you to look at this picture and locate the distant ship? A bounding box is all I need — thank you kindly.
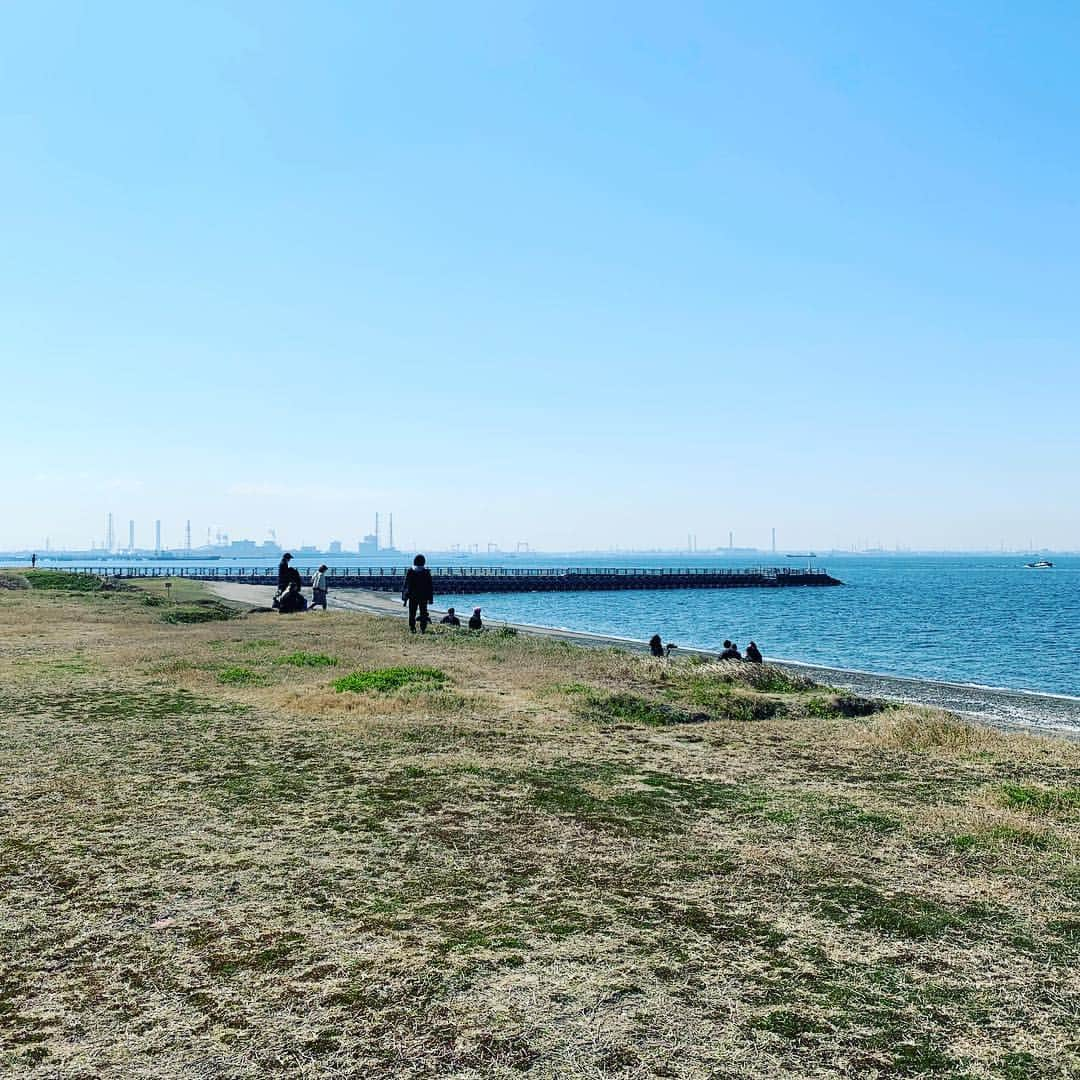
[785,553,817,559]
[1024,560,1053,569]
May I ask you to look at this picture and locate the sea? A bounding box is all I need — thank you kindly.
[21,552,1080,723]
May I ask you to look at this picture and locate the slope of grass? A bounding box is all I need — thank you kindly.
[0,581,1078,1079]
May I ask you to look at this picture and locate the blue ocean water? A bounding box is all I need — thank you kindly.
[442,555,1080,698]
[24,553,1080,698]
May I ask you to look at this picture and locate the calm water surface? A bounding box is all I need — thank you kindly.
[445,556,1080,698]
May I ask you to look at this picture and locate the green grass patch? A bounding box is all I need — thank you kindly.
[160,601,240,624]
[217,666,262,686]
[275,651,338,668]
[999,783,1080,817]
[577,691,703,727]
[951,824,1053,852]
[811,881,996,940]
[333,666,448,694]
[23,570,104,592]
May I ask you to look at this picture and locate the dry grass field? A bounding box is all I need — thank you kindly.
[1,571,1078,1079]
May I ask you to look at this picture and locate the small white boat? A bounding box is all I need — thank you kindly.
[1024,560,1053,569]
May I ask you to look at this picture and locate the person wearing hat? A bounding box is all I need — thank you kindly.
[468,607,483,630]
[401,554,434,633]
[440,607,461,626]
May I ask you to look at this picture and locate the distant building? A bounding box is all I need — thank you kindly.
[329,540,342,553]
[358,533,378,555]
[298,545,318,554]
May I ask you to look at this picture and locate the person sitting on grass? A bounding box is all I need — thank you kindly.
[719,639,742,660]
[650,634,665,657]
[278,581,308,614]
[745,641,763,663]
[310,564,329,610]
[468,607,483,630]
[440,607,461,626]
[402,554,434,633]
[273,553,298,611]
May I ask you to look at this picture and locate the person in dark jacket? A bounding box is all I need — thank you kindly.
[277,553,293,591]
[468,607,483,630]
[745,641,763,664]
[649,634,664,658]
[278,581,308,613]
[402,554,434,633]
[719,640,742,660]
[440,607,461,626]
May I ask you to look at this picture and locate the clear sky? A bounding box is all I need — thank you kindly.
[4,2,1079,552]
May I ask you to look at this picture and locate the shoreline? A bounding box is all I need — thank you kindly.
[207,582,1080,737]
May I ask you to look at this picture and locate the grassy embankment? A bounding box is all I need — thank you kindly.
[1,570,1078,1079]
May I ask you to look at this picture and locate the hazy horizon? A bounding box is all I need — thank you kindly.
[6,3,1080,552]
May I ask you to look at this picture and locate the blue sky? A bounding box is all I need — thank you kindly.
[4,2,1079,552]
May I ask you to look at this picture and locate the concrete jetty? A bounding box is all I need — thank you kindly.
[65,565,842,592]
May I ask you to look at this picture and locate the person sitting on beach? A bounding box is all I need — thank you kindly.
[745,641,763,664]
[440,607,461,626]
[402,554,434,633]
[310,564,329,610]
[278,581,308,614]
[468,607,483,630]
[649,634,665,657]
[720,640,742,660]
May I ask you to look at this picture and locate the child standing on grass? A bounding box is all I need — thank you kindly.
[311,564,329,610]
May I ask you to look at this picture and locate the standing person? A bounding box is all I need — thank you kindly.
[311,564,329,610]
[468,607,483,630]
[745,641,763,664]
[440,607,461,626]
[402,554,434,633]
[30,553,37,568]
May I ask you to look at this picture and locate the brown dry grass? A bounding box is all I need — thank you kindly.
[1,577,1078,1079]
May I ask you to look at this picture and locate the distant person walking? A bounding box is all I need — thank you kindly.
[468,607,483,630]
[30,553,37,569]
[402,554,434,633]
[311,564,329,610]
[745,641,763,664]
[440,607,461,626]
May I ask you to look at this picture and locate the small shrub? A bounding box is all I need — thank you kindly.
[218,666,261,686]
[276,652,338,668]
[710,695,784,722]
[807,694,886,719]
[0,572,30,590]
[333,666,448,694]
